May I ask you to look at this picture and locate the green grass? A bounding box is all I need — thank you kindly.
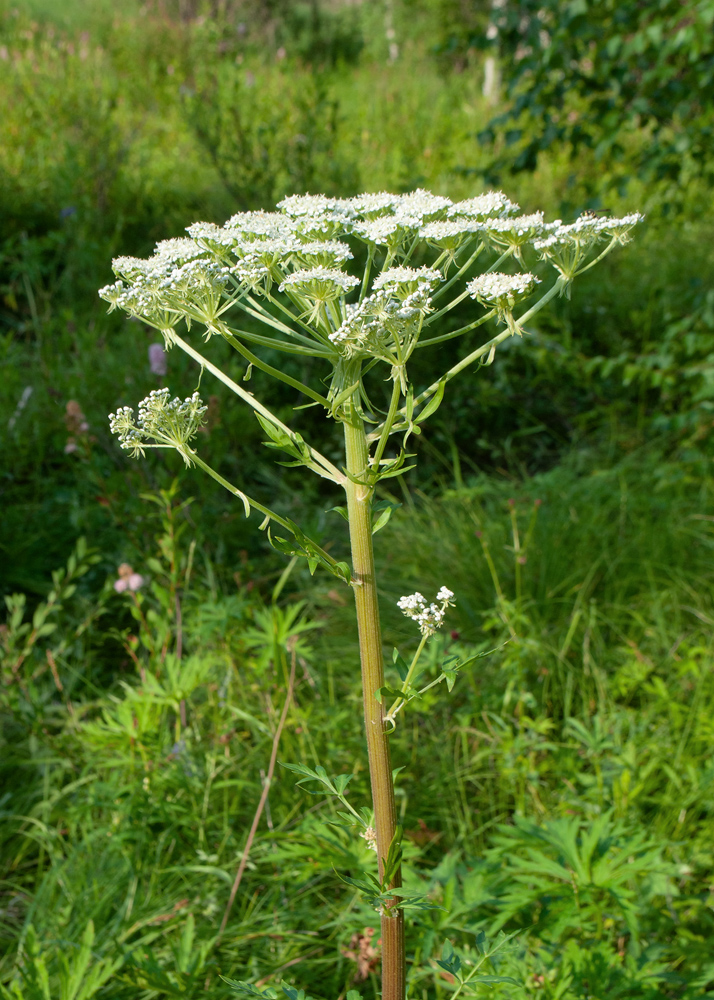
[2,453,714,997]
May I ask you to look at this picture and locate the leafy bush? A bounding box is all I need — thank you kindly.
[481,0,714,203]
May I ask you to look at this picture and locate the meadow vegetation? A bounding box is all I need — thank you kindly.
[1,2,713,998]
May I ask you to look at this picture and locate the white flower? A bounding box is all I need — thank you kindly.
[419,219,483,250]
[601,212,644,242]
[291,240,354,267]
[348,191,399,218]
[393,189,452,221]
[397,586,455,636]
[222,236,308,292]
[153,237,204,263]
[352,214,422,249]
[372,266,442,296]
[101,251,233,328]
[468,271,540,334]
[279,267,359,295]
[279,267,359,324]
[109,388,207,463]
[448,192,520,220]
[277,194,353,219]
[361,826,378,852]
[481,213,550,258]
[225,210,297,240]
[467,272,539,302]
[276,195,355,240]
[230,260,272,295]
[532,213,643,279]
[328,287,432,360]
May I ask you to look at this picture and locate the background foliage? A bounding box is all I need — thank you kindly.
[1,1,713,997]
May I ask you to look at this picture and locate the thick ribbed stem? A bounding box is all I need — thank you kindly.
[343,407,405,1000]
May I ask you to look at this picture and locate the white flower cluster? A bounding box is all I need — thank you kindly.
[328,286,432,360]
[226,210,297,241]
[100,244,233,329]
[532,212,644,278]
[153,237,205,263]
[279,267,360,324]
[467,271,540,333]
[108,388,207,462]
[480,213,553,258]
[277,195,354,241]
[372,266,442,297]
[293,240,354,267]
[99,190,642,375]
[396,189,452,221]
[468,271,540,304]
[279,266,360,295]
[352,214,422,249]
[277,194,348,218]
[360,826,378,852]
[225,236,304,293]
[534,214,646,251]
[419,219,483,251]
[397,586,455,636]
[448,192,520,220]
[347,191,398,218]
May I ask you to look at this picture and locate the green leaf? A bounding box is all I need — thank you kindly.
[440,655,460,693]
[330,381,361,414]
[437,938,462,977]
[280,982,306,1000]
[416,378,446,423]
[375,683,401,704]
[222,978,278,999]
[381,824,403,886]
[327,505,349,521]
[371,500,401,535]
[333,773,355,795]
[392,648,409,682]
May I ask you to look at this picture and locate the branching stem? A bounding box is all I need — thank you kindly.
[169,331,344,484]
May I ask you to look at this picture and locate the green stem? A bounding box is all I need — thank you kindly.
[416,309,496,348]
[386,632,429,721]
[216,322,328,356]
[359,248,375,304]
[370,378,402,473]
[213,321,331,407]
[234,292,319,346]
[188,452,343,576]
[169,331,344,484]
[413,278,565,410]
[430,238,485,303]
[343,402,405,1000]
[572,237,618,277]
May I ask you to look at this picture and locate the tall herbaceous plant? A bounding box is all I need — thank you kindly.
[101,191,641,999]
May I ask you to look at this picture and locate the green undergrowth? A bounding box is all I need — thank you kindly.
[2,450,714,998]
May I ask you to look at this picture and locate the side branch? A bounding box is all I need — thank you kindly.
[378,277,566,435]
[188,452,350,581]
[169,331,345,485]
